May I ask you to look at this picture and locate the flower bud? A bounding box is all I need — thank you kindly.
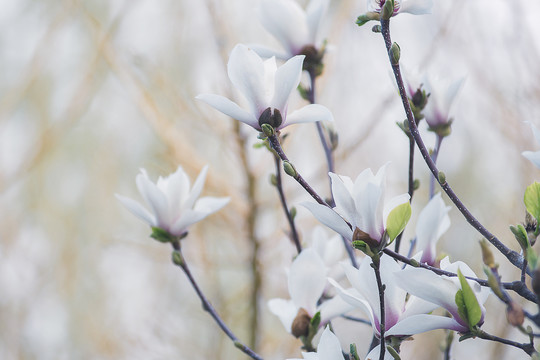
[381,0,395,20]
[283,161,298,178]
[506,301,525,327]
[291,308,311,338]
[261,123,275,137]
[413,179,420,191]
[479,239,495,269]
[438,171,446,184]
[389,42,400,65]
[269,174,278,186]
[258,107,283,129]
[172,250,184,266]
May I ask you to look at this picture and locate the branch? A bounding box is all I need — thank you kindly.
[379,18,525,273]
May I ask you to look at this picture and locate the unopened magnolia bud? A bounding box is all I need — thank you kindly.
[283,161,297,178]
[172,250,184,266]
[479,239,495,268]
[389,42,400,65]
[381,0,394,20]
[269,174,278,186]
[438,171,446,184]
[291,308,311,338]
[372,25,382,33]
[506,302,525,326]
[413,179,420,191]
[290,206,297,219]
[261,123,275,137]
[258,107,283,129]
[353,227,379,249]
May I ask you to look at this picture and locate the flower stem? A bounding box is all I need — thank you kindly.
[379,18,525,273]
[474,329,536,356]
[429,134,444,199]
[394,136,416,253]
[372,256,386,360]
[274,155,302,253]
[171,242,264,360]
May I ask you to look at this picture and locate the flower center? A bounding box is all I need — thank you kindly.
[258,107,283,129]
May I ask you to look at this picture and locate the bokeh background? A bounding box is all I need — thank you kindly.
[2,0,540,359]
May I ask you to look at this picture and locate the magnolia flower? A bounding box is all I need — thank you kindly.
[330,255,439,339]
[423,76,464,130]
[303,165,409,245]
[393,257,490,333]
[268,249,352,336]
[307,226,345,269]
[287,326,343,360]
[522,122,540,169]
[116,166,229,237]
[196,44,333,132]
[252,0,328,60]
[414,193,451,265]
[367,0,433,17]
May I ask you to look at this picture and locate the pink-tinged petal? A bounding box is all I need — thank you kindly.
[271,55,305,113]
[268,298,297,332]
[415,193,450,265]
[378,256,407,327]
[259,0,309,55]
[306,0,329,44]
[183,165,209,210]
[289,249,327,315]
[386,314,464,336]
[302,202,353,240]
[196,94,259,129]
[136,170,170,229]
[115,194,156,226]
[329,173,358,226]
[399,0,433,15]
[227,44,267,116]
[364,345,395,360]
[317,327,343,360]
[285,104,334,129]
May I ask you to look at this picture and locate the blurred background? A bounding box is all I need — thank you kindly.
[1,0,540,359]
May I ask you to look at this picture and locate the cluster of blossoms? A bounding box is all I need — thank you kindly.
[116,0,540,359]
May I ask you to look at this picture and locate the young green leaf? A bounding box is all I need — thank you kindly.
[457,269,482,328]
[524,182,540,222]
[386,202,412,242]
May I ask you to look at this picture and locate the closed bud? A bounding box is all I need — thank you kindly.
[381,0,395,20]
[413,179,420,190]
[172,250,184,267]
[261,123,275,137]
[479,239,495,268]
[372,25,382,33]
[269,174,278,186]
[290,206,297,220]
[291,308,311,338]
[283,161,297,178]
[506,302,525,326]
[389,42,400,65]
[438,171,446,184]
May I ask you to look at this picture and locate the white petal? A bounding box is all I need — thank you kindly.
[400,0,433,15]
[329,173,359,227]
[306,0,329,44]
[318,295,355,324]
[271,55,305,114]
[317,327,343,360]
[284,104,334,129]
[289,249,327,315]
[302,202,353,240]
[415,193,450,264]
[328,278,376,332]
[196,94,259,129]
[523,151,540,169]
[227,44,267,116]
[386,314,463,336]
[162,166,191,217]
[183,165,208,210]
[364,345,395,360]
[193,196,230,215]
[248,43,289,60]
[259,0,309,55]
[136,170,170,229]
[169,210,207,236]
[527,121,540,145]
[115,194,156,226]
[268,298,297,332]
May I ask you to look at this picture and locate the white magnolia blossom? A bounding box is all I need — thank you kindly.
[394,257,490,333]
[414,193,451,265]
[196,44,333,131]
[116,166,229,237]
[268,249,352,334]
[522,122,540,169]
[253,0,329,60]
[303,165,409,244]
[307,226,345,269]
[423,76,464,129]
[367,0,433,17]
[329,255,439,339]
[287,327,343,360]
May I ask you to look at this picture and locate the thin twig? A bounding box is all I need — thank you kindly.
[171,242,264,360]
[475,329,536,356]
[372,257,386,360]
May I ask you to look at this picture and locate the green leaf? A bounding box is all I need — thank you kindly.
[386,345,401,360]
[310,311,321,328]
[526,246,538,271]
[524,182,540,222]
[510,224,529,250]
[150,227,175,243]
[386,202,412,242]
[349,344,360,360]
[457,269,482,328]
[455,290,468,327]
